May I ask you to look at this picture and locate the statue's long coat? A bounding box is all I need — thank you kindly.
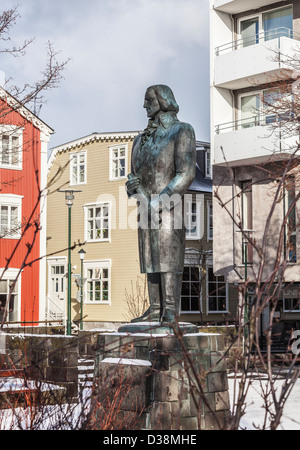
[130,112,196,274]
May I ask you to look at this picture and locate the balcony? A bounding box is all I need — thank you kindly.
[214,0,284,15]
[214,28,300,90]
[214,116,299,166]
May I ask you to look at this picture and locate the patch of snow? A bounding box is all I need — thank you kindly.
[102,357,152,366]
[228,376,300,430]
[0,377,64,393]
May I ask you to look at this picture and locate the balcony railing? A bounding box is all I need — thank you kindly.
[215,27,300,56]
[215,113,295,134]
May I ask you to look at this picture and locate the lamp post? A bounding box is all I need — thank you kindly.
[78,248,86,331]
[59,189,81,335]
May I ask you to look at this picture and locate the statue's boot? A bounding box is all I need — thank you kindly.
[131,273,163,323]
[131,306,161,323]
[161,272,180,324]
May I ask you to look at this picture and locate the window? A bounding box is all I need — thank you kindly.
[0,194,22,239]
[0,269,20,323]
[283,287,300,312]
[241,181,253,264]
[110,145,127,180]
[84,203,110,242]
[185,196,202,240]
[239,88,292,128]
[0,126,23,169]
[284,297,300,312]
[241,17,259,47]
[207,267,227,313]
[239,6,293,48]
[181,265,201,313]
[84,261,110,304]
[207,202,213,241]
[240,93,261,128]
[70,151,86,185]
[284,177,297,263]
[263,6,293,41]
[205,148,211,178]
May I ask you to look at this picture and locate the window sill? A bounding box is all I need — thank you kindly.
[85,239,110,243]
[207,311,229,314]
[109,176,127,182]
[0,235,21,240]
[69,182,87,187]
[0,165,22,171]
[186,235,201,241]
[84,301,110,305]
[180,311,202,314]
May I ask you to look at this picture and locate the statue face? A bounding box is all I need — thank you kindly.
[143,88,160,119]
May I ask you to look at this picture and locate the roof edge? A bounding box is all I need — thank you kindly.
[0,86,54,136]
[47,131,140,172]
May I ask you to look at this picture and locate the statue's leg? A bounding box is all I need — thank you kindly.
[161,272,182,323]
[131,273,162,322]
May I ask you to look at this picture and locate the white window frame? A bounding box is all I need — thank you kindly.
[0,125,23,170]
[109,144,128,181]
[0,194,23,239]
[205,148,211,178]
[70,150,87,186]
[83,202,111,242]
[185,195,202,240]
[0,267,21,323]
[83,260,111,305]
[206,264,228,314]
[238,5,293,45]
[207,201,213,241]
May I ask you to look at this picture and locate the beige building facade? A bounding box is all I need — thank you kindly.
[46,132,141,328]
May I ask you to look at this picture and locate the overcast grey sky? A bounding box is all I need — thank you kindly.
[1,0,210,149]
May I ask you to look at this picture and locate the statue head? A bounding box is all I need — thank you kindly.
[144,84,179,118]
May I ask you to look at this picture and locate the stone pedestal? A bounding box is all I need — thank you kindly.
[92,323,230,430]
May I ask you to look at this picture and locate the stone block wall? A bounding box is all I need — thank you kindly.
[1,333,78,402]
[92,331,231,430]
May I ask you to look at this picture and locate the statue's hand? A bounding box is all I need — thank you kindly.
[126,174,140,196]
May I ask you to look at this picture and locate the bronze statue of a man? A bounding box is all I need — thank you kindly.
[126,85,196,324]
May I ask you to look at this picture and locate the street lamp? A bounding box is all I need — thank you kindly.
[78,248,86,331]
[59,189,82,335]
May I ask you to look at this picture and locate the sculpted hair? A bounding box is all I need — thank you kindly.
[147,85,179,113]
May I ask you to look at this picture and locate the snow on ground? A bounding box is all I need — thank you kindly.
[228,373,300,430]
[1,373,300,429]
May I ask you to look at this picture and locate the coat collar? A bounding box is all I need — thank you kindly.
[148,111,178,130]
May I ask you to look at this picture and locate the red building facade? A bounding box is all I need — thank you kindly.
[0,88,52,326]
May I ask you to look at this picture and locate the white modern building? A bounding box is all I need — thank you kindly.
[210,0,300,347]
